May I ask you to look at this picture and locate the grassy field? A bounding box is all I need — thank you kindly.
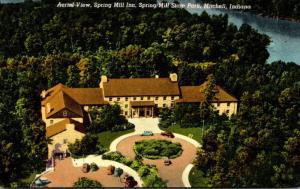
[96,129,134,148]
[161,124,204,144]
[189,167,210,187]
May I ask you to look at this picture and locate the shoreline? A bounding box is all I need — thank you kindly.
[252,10,300,23]
[228,8,300,23]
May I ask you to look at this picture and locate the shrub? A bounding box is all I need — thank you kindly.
[73,177,102,187]
[142,174,168,187]
[131,160,143,171]
[121,157,133,166]
[134,140,183,159]
[111,122,135,132]
[102,151,124,162]
[158,119,172,128]
[135,154,143,162]
[138,166,150,177]
[90,163,99,172]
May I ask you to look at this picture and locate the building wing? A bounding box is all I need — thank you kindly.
[41,84,108,119]
[178,83,238,103]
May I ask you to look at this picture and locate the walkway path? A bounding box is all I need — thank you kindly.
[182,164,194,187]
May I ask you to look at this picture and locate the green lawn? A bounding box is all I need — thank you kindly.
[161,124,204,144]
[189,167,210,187]
[96,129,134,148]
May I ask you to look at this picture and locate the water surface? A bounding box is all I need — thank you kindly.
[186,6,300,64]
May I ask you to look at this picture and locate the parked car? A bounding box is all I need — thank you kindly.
[161,131,175,138]
[106,165,115,175]
[141,131,154,136]
[82,163,90,173]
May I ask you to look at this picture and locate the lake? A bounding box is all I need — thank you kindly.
[185,5,300,64]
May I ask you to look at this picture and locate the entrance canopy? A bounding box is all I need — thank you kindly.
[130,101,155,107]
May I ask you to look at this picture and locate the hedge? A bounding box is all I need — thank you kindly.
[134,139,183,159]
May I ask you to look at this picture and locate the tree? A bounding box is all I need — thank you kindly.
[142,174,168,188]
[200,74,217,121]
[73,177,102,187]
[68,134,106,158]
[88,104,128,132]
[66,65,80,87]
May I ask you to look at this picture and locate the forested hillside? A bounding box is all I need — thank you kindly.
[202,0,300,20]
[0,0,299,187]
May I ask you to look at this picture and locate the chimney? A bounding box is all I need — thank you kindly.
[169,73,178,82]
[99,75,108,88]
[41,90,47,98]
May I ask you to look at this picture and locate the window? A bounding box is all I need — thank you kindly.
[125,111,128,116]
[155,96,158,100]
[171,103,174,107]
[133,111,136,116]
[50,119,54,125]
[141,96,144,100]
[227,102,230,107]
[125,97,128,101]
[63,110,68,117]
[163,103,166,107]
[226,110,230,114]
[163,97,167,100]
[217,103,220,107]
[117,97,120,101]
[133,97,136,100]
[147,96,151,100]
[171,96,174,100]
[125,104,128,108]
[109,97,112,101]
[63,139,68,144]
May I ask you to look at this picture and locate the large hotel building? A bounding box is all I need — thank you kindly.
[41,73,237,157]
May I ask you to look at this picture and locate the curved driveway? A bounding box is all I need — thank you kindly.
[116,134,197,187]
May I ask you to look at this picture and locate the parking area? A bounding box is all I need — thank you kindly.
[42,158,124,187]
